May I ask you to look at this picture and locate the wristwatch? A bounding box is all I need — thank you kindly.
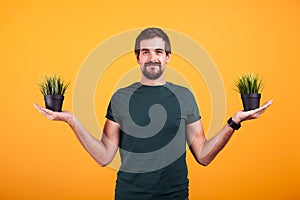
[227,117,241,130]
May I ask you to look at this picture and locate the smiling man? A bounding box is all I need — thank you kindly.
[34,27,272,200]
[137,36,170,82]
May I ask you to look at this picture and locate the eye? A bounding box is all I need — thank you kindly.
[156,50,164,54]
[141,51,149,55]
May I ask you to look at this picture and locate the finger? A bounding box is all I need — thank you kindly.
[41,108,59,120]
[34,103,45,114]
[253,109,266,118]
[244,106,266,119]
[261,100,273,109]
[40,107,55,115]
[250,100,273,114]
[33,103,41,110]
[34,103,57,120]
[34,103,49,115]
[36,107,51,118]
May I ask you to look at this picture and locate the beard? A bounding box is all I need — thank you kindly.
[141,61,164,80]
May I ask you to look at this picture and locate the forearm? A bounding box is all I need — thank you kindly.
[190,100,273,166]
[198,124,235,166]
[67,116,117,166]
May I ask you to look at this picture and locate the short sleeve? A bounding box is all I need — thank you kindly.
[105,93,121,123]
[184,89,201,124]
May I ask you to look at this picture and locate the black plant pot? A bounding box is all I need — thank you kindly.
[44,95,64,112]
[241,93,261,111]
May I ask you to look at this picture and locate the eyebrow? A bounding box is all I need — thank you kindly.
[140,48,165,51]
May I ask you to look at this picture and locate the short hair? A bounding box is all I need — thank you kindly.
[134,27,171,58]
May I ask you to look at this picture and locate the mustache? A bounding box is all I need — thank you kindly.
[144,61,161,67]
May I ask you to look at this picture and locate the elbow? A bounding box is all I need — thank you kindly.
[192,151,212,166]
[98,162,107,167]
[200,161,210,167]
[95,157,112,167]
[94,159,106,167]
[198,160,210,167]
[197,157,212,167]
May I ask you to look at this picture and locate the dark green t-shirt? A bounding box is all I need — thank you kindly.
[106,82,200,200]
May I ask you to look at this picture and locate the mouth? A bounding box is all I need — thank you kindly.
[144,62,161,68]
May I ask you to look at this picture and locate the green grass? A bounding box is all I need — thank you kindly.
[39,74,70,96]
[235,73,264,94]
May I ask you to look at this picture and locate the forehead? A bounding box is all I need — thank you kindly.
[139,37,165,50]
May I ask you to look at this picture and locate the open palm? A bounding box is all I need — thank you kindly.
[34,103,73,122]
[233,100,273,123]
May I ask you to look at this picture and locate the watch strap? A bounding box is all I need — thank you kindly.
[227,117,241,130]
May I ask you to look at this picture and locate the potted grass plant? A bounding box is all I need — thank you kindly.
[39,74,70,112]
[235,73,264,111]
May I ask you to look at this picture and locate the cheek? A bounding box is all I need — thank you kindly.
[160,58,167,64]
[139,57,148,64]
[137,56,143,65]
[138,60,146,67]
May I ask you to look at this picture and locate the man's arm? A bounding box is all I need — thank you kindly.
[186,100,273,166]
[34,103,120,167]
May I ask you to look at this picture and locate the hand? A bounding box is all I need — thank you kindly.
[232,100,273,124]
[33,103,73,123]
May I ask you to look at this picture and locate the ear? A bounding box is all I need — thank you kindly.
[166,53,171,64]
[136,54,140,64]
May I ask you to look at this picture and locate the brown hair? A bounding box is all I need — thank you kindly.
[134,27,171,58]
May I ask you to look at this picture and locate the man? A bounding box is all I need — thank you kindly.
[34,27,272,200]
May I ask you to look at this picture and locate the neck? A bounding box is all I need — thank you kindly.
[140,76,166,86]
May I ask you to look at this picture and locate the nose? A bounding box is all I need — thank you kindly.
[149,50,157,62]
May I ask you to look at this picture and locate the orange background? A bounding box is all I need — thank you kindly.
[1,0,299,199]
